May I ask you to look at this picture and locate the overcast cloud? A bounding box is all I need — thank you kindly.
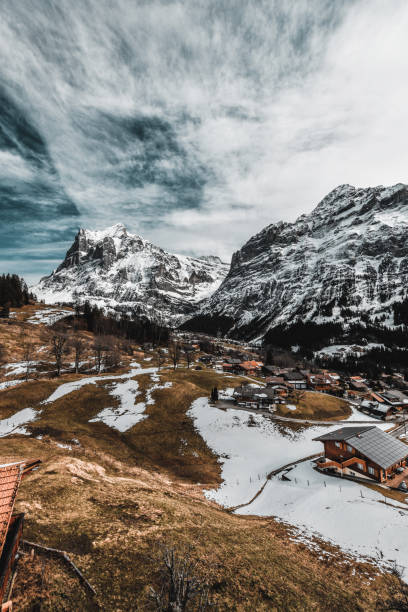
[0,0,408,282]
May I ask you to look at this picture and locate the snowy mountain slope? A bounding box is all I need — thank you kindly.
[32,223,229,324]
[187,183,408,338]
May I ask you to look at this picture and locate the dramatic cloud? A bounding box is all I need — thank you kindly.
[1,0,408,279]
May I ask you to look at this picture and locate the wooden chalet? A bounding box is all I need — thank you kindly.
[314,426,408,483]
[237,360,263,376]
[233,385,276,408]
[359,400,394,420]
[282,371,307,390]
[0,458,41,611]
[376,390,408,410]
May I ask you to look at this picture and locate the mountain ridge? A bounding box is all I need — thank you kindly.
[33,223,229,324]
[33,182,408,339]
[185,182,408,339]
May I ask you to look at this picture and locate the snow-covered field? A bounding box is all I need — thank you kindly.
[27,307,72,326]
[240,460,408,572]
[188,397,406,571]
[316,343,384,359]
[0,362,166,438]
[188,398,333,508]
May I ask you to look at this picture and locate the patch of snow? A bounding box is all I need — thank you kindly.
[0,379,29,391]
[56,442,72,450]
[0,407,37,437]
[89,378,146,432]
[4,362,39,377]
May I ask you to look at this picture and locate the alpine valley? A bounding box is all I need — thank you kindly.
[34,182,408,344]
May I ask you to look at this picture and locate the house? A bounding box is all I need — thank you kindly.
[237,360,263,376]
[314,426,408,483]
[308,373,338,393]
[282,371,307,390]
[233,384,276,408]
[349,379,368,392]
[266,376,286,387]
[0,458,41,610]
[359,400,394,420]
[376,390,408,410]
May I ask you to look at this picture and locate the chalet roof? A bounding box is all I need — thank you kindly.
[0,462,25,559]
[314,426,408,469]
[314,426,374,442]
[283,371,306,381]
[266,376,285,384]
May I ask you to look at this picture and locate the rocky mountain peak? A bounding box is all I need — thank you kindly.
[33,225,229,324]
[186,182,408,339]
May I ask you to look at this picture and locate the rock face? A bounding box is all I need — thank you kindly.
[33,223,229,324]
[192,183,408,339]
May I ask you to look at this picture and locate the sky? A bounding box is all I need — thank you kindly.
[1,0,408,284]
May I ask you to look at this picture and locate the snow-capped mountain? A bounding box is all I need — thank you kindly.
[187,183,408,339]
[32,223,229,324]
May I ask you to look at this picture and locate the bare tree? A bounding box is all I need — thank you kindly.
[50,331,68,376]
[93,337,105,373]
[183,348,194,369]
[93,336,112,373]
[168,341,181,371]
[70,334,86,374]
[150,547,211,612]
[22,340,35,381]
[156,349,166,371]
[103,336,121,370]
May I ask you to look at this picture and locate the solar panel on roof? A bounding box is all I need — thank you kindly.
[343,428,407,469]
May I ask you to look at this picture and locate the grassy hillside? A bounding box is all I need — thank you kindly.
[277,391,351,420]
[0,306,393,609]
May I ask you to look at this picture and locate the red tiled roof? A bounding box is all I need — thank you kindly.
[0,463,24,560]
[0,459,41,559]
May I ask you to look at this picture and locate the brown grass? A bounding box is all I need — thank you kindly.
[9,446,385,611]
[277,391,351,420]
[0,307,392,609]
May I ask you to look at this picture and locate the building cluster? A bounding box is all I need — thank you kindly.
[179,331,408,421]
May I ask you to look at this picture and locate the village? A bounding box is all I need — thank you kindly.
[176,332,408,422]
[0,305,408,608]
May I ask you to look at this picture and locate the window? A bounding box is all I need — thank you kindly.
[346,444,353,453]
[356,462,364,471]
[368,466,375,476]
[334,441,341,448]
